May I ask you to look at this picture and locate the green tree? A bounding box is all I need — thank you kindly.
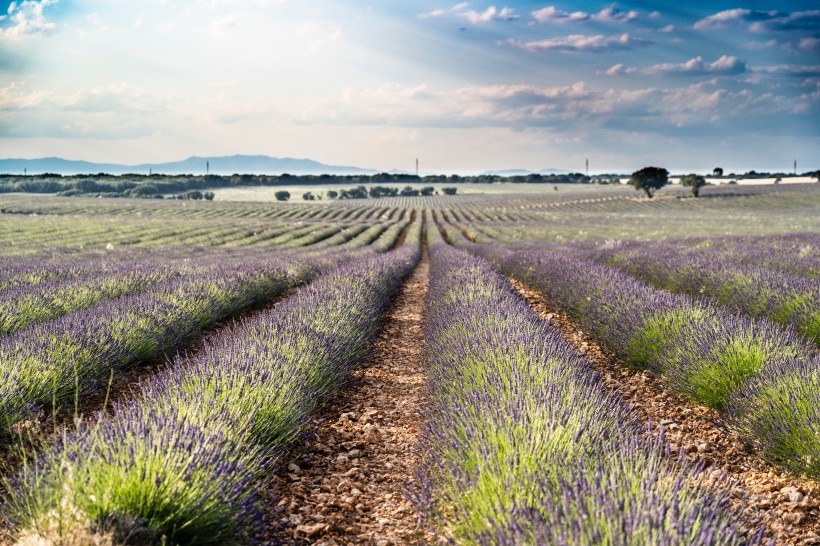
[681,173,707,197]
[628,167,669,198]
[713,167,723,177]
[326,190,338,199]
[274,190,290,201]
[442,187,457,195]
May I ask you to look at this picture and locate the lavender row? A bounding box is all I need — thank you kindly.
[621,233,820,280]
[2,244,419,545]
[472,244,819,477]
[0,231,404,433]
[582,242,820,343]
[0,266,182,337]
[0,220,399,338]
[0,218,397,294]
[0,258,296,433]
[416,243,756,544]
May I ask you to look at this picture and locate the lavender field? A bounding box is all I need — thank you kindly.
[0,183,818,545]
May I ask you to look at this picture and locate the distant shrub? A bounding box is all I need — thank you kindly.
[274,190,290,201]
[126,184,158,198]
[680,173,707,197]
[442,187,457,195]
[339,186,367,199]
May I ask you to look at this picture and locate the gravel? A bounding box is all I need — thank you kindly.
[261,255,434,545]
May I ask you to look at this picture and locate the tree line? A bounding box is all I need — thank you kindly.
[0,172,594,198]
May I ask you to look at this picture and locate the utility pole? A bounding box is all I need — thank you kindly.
[416,158,419,177]
[585,158,589,177]
[794,159,797,175]
[206,161,210,175]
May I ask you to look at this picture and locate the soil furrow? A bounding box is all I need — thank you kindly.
[510,278,820,546]
[262,253,431,545]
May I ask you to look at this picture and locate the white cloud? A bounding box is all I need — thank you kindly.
[296,79,816,135]
[418,8,447,19]
[694,9,820,32]
[660,24,674,33]
[508,33,651,53]
[754,65,820,76]
[0,0,58,41]
[419,4,518,23]
[531,5,638,24]
[796,37,820,52]
[463,6,519,23]
[0,81,158,138]
[605,55,748,76]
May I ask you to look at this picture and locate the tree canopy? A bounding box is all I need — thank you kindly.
[681,173,707,197]
[628,167,669,198]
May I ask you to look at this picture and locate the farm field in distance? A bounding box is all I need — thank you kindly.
[0,182,818,545]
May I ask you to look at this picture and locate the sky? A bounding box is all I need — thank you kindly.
[0,1,818,174]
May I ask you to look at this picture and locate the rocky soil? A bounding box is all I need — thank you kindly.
[512,278,820,545]
[262,256,432,545]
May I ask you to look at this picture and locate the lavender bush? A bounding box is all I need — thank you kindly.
[470,243,817,476]
[416,243,757,544]
[3,243,419,544]
[588,243,820,344]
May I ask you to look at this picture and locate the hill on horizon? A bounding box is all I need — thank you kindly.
[0,155,378,176]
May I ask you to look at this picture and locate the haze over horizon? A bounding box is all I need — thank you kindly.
[1,1,818,174]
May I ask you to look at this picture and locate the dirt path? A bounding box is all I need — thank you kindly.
[263,254,431,545]
[510,278,820,546]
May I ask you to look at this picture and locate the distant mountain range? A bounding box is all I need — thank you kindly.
[0,155,577,177]
[0,155,379,176]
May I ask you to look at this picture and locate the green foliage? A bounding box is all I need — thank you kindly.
[274,190,290,201]
[625,308,707,371]
[628,166,669,198]
[126,184,158,198]
[680,173,707,197]
[183,190,204,200]
[339,186,367,199]
[368,185,398,198]
[442,187,457,195]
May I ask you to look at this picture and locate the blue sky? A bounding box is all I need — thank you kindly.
[1,1,818,173]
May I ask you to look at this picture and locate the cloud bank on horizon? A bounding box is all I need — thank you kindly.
[0,0,818,173]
